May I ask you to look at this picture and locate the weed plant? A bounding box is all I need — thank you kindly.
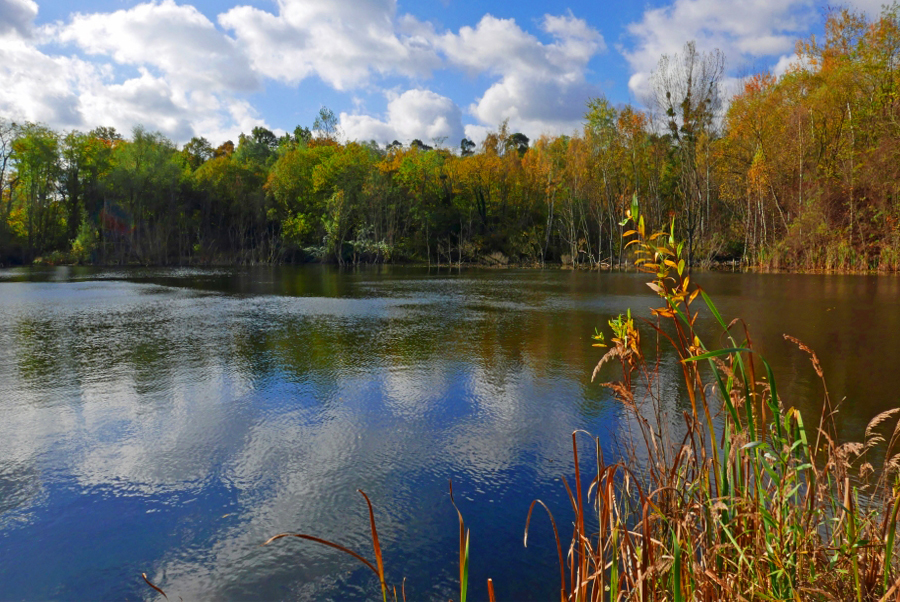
[533,199,900,600]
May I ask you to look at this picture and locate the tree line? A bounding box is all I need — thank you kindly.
[2,6,900,270]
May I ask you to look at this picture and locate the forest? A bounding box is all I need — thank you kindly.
[2,7,900,271]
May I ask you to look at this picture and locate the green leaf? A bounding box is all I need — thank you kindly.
[673,538,685,602]
[461,530,469,602]
[683,347,752,362]
[700,290,729,332]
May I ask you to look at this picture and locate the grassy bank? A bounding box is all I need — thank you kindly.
[530,208,900,600]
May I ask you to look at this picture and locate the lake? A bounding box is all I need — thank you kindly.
[0,266,897,600]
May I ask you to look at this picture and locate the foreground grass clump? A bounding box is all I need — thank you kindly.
[545,202,900,601]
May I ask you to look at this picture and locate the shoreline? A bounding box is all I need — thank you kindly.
[10,257,900,275]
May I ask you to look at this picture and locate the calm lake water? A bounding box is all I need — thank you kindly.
[0,266,898,600]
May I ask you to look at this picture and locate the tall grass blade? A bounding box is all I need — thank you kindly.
[673,538,684,602]
[524,499,566,600]
[884,492,900,594]
[142,573,168,600]
[461,529,470,602]
[358,490,388,602]
[449,480,470,602]
[262,532,380,576]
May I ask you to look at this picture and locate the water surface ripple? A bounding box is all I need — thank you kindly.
[0,266,895,600]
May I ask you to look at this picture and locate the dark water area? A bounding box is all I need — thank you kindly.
[0,266,896,600]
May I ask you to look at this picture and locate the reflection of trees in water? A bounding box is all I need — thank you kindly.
[0,273,636,599]
[7,269,898,445]
[14,318,66,386]
[697,273,900,444]
[5,268,900,598]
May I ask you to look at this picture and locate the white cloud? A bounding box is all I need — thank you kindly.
[0,37,267,143]
[0,1,271,143]
[340,89,464,146]
[0,0,37,38]
[463,124,491,147]
[220,3,605,140]
[56,0,258,93]
[0,1,606,145]
[337,12,607,145]
[623,0,817,99]
[771,52,813,78]
[0,37,91,128]
[219,0,440,90]
[439,13,605,139]
[468,72,598,137]
[78,69,197,141]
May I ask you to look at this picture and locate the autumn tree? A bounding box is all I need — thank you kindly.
[653,41,725,265]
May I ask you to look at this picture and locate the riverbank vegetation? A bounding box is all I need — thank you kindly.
[4,7,900,271]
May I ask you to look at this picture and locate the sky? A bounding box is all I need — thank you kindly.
[0,0,887,148]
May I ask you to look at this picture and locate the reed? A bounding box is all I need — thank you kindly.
[258,481,492,602]
[531,199,900,600]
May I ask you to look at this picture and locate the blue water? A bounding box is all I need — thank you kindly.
[0,266,897,600]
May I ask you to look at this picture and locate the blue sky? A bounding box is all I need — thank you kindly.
[0,0,883,147]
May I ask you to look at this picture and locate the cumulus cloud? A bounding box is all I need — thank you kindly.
[219,0,439,90]
[467,72,598,138]
[0,37,92,128]
[771,52,815,78]
[55,0,258,93]
[0,0,37,38]
[623,0,817,99]
[0,1,271,143]
[0,39,267,143]
[438,13,605,139]
[219,3,606,141]
[439,13,604,77]
[0,0,607,144]
[340,89,464,146]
